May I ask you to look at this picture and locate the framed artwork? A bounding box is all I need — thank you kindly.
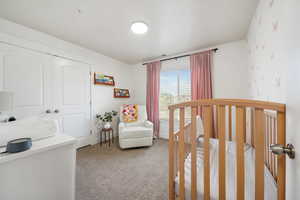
[94,73,115,86]
[114,88,130,98]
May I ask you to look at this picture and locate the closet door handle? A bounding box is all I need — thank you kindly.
[45,109,52,114]
[54,109,60,113]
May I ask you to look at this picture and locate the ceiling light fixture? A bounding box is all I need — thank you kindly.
[131,22,148,34]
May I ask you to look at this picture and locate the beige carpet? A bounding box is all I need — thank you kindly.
[76,139,168,200]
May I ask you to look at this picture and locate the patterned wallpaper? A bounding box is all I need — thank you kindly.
[247,0,287,103]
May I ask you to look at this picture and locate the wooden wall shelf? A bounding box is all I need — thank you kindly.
[94,73,115,86]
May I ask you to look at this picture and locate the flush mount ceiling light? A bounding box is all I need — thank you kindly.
[131,22,148,34]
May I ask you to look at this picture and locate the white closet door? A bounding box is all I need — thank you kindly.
[0,43,51,118]
[51,57,92,147]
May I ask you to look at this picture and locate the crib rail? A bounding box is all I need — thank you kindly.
[168,99,286,200]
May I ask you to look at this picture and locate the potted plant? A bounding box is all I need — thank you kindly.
[96,110,118,129]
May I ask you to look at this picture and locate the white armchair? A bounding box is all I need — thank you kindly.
[118,105,153,149]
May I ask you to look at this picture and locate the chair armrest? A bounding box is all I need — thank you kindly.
[119,122,126,133]
[144,120,153,129]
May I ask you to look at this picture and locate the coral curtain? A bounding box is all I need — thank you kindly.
[146,61,161,138]
[190,50,216,137]
[190,50,213,107]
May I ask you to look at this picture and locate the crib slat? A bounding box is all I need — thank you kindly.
[175,137,178,178]
[228,105,232,141]
[214,106,218,138]
[254,108,265,200]
[274,118,278,181]
[271,117,275,176]
[272,117,276,177]
[169,109,175,200]
[251,108,255,147]
[191,106,197,200]
[277,111,286,200]
[203,105,212,200]
[178,107,185,200]
[264,115,267,167]
[270,116,273,170]
[268,117,273,170]
[218,105,226,200]
[236,106,246,200]
[265,115,269,169]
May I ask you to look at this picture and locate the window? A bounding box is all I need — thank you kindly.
[159,58,191,138]
[160,69,191,119]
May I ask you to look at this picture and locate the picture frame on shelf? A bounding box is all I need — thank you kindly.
[114,88,130,98]
[94,73,115,86]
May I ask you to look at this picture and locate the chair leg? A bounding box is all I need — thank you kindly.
[112,130,114,144]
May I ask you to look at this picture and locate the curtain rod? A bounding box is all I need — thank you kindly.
[142,48,218,66]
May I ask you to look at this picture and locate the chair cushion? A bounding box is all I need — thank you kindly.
[119,126,153,139]
[124,121,144,127]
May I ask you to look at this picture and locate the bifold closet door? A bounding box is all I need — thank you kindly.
[0,43,52,118]
[51,57,92,147]
[0,43,92,147]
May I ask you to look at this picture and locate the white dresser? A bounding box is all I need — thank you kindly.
[0,134,77,200]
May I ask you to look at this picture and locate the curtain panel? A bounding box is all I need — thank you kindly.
[190,50,213,112]
[146,61,161,137]
[190,50,216,137]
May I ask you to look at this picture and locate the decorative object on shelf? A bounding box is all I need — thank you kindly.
[114,88,130,98]
[96,110,118,129]
[94,73,115,86]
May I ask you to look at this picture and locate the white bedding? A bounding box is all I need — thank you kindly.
[175,139,277,200]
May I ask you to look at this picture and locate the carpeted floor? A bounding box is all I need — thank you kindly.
[76,139,169,200]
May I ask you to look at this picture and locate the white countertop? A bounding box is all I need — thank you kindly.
[0,134,77,164]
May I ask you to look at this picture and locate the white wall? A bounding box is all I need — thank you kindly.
[0,18,135,144]
[247,0,300,199]
[212,40,249,98]
[131,40,250,105]
[131,66,147,105]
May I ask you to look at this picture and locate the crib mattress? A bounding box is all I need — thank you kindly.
[175,139,277,200]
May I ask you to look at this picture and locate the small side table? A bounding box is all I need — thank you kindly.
[100,128,114,147]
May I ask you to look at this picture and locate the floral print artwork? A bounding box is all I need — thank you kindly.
[122,104,138,122]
